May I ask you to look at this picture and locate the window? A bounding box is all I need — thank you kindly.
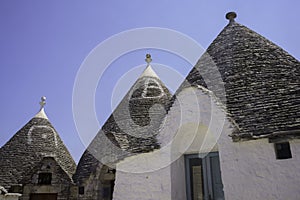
[185,153,224,200]
[78,186,84,195]
[275,142,292,159]
[8,185,23,193]
[38,173,52,185]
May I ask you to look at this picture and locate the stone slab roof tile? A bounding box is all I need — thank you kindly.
[0,115,76,188]
[75,59,172,183]
[176,13,300,141]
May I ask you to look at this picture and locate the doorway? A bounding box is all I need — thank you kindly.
[185,152,224,200]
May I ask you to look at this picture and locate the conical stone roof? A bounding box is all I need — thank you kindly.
[74,55,172,183]
[102,55,171,153]
[179,12,300,141]
[0,97,76,188]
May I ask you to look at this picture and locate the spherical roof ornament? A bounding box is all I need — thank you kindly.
[145,54,152,65]
[34,96,48,119]
[39,96,46,108]
[226,11,237,22]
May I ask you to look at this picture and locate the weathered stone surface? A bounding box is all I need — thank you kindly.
[74,66,172,200]
[20,157,76,200]
[102,75,171,154]
[0,117,76,189]
[176,20,300,141]
[1,12,300,200]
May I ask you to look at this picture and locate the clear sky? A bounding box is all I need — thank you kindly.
[0,0,299,163]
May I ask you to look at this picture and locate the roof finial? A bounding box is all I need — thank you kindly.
[39,96,46,109]
[226,11,237,22]
[34,96,48,119]
[145,54,152,65]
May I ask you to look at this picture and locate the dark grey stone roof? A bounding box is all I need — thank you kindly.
[0,116,76,188]
[74,66,171,183]
[0,186,7,194]
[102,74,171,153]
[179,18,300,141]
[20,157,74,185]
[103,71,171,151]
[73,150,99,184]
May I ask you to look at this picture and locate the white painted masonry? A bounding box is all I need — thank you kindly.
[113,86,228,200]
[112,86,300,200]
[218,134,300,200]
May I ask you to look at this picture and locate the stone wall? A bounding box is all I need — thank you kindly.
[20,157,76,200]
[0,194,21,200]
[76,163,115,200]
[0,117,76,189]
[0,186,21,200]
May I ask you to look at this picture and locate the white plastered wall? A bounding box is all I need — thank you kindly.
[113,86,228,200]
[218,132,300,200]
[113,86,300,200]
[166,87,229,200]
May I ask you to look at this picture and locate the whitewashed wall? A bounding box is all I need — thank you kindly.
[113,151,172,200]
[113,86,300,200]
[113,86,228,200]
[166,87,229,200]
[219,133,300,199]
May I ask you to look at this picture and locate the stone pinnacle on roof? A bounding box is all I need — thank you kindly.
[34,96,48,119]
[0,97,76,188]
[145,53,152,64]
[39,96,46,108]
[140,54,160,78]
[226,11,237,22]
[74,55,172,183]
[102,54,172,153]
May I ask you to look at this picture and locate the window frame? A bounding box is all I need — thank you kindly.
[37,172,52,185]
[274,142,292,160]
[185,152,224,200]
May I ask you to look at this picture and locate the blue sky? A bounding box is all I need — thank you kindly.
[0,1,299,163]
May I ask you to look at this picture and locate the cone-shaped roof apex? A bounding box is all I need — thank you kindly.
[139,65,159,78]
[74,55,172,183]
[181,12,300,141]
[34,96,48,119]
[0,97,76,187]
[139,54,160,79]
